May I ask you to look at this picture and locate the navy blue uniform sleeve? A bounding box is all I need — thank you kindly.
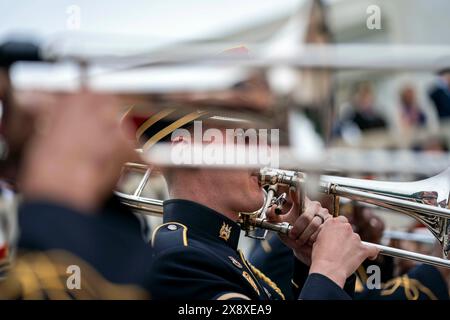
[292,258,355,300]
[149,246,254,300]
[344,274,356,298]
[291,257,309,298]
[249,233,355,300]
[299,273,352,300]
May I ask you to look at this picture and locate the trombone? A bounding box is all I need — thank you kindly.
[115,165,450,269]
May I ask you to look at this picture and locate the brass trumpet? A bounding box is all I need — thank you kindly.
[116,165,450,268]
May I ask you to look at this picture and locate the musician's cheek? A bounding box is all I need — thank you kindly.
[234,173,264,212]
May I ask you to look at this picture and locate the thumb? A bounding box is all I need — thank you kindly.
[365,244,380,261]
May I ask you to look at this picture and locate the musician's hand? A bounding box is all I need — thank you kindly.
[19,91,137,212]
[267,189,331,265]
[309,216,379,288]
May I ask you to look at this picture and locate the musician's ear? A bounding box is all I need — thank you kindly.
[171,135,186,144]
[171,127,191,146]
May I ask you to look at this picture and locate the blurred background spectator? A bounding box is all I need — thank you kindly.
[333,81,386,138]
[429,69,450,119]
[399,84,426,129]
[345,82,387,131]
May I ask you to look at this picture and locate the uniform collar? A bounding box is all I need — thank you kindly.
[163,199,241,250]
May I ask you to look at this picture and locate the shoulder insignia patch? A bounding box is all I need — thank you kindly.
[151,222,188,252]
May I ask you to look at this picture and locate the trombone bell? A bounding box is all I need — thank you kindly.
[320,168,450,259]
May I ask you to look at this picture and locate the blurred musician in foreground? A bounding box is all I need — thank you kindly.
[0,68,18,280]
[137,109,379,300]
[0,90,153,299]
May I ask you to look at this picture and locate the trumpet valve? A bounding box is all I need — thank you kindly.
[274,193,287,215]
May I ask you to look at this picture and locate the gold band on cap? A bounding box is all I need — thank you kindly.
[136,108,176,141]
[142,110,209,151]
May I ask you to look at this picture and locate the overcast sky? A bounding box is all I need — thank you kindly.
[0,0,304,43]
[2,0,309,91]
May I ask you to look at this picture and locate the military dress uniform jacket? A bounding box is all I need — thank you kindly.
[249,232,296,299]
[149,199,354,300]
[0,196,153,299]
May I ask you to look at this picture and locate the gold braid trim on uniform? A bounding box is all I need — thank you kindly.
[237,249,285,300]
[354,265,367,293]
[0,250,150,300]
[356,265,368,283]
[380,275,438,300]
[354,276,364,293]
[30,252,71,300]
[247,263,285,300]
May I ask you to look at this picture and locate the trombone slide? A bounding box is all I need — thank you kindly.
[364,241,450,268]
